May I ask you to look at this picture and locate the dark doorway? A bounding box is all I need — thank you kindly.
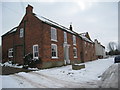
[80,52,84,63]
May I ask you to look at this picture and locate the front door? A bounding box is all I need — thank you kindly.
[80,52,84,63]
[64,44,70,65]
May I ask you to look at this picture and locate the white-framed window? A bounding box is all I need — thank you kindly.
[8,48,13,57]
[20,28,24,38]
[33,44,39,59]
[64,32,67,43]
[85,42,86,47]
[92,44,94,47]
[85,50,87,54]
[51,44,58,58]
[73,35,76,45]
[88,43,90,46]
[51,27,57,41]
[73,47,77,58]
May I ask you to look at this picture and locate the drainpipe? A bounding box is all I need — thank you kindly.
[13,32,15,63]
[23,20,27,57]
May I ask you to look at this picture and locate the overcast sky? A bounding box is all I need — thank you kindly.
[0,1,118,51]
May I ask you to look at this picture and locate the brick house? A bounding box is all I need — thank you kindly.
[2,5,96,69]
[79,32,96,62]
[94,39,106,59]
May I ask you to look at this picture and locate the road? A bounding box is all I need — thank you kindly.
[98,63,119,88]
[1,62,119,88]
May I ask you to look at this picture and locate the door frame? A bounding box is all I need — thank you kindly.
[63,43,70,65]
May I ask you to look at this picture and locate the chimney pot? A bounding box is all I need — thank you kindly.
[69,24,73,31]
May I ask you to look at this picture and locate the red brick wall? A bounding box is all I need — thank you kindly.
[2,5,96,68]
[41,24,66,62]
[2,33,14,63]
[41,23,82,64]
[82,40,96,62]
[24,14,43,59]
[14,26,24,64]
[2,12,44,64]
[68,33,82,63]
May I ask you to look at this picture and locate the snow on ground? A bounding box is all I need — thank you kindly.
[0,75,2,89]
[98,63,118,88]
[38,58,114,83]
[1,57,114,88]
[0,61,38,70]
[0,61,23,68]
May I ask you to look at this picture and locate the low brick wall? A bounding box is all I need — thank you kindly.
[72,63,85,70]
[70,60,81,65]
[37,60,82,69]
[40,61,64,69]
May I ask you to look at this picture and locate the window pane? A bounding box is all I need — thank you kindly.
[53,52,56,56]
[33,45,39,58]
[20,28,24,38]
[8,48,13,57]
[51,29,53,40]
[51,27,57,41]
[73,35,76,45]
[54,29,57,40]
[35,46,37,51]
[52,52,56,57]
[35,52,38,57]
[51,44,57,57]
[64,32,67,42]
[34,46,38,52]
[73,47,77,57]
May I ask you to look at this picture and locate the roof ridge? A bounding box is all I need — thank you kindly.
[40,15,70,30]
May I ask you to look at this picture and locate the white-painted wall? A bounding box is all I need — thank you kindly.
[94,39,106,58]
[118,41,120,51]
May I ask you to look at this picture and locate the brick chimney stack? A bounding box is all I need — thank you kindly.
[26,4,33,14]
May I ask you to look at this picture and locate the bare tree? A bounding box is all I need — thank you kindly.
[107,42,117,52]
[118,41,120,51]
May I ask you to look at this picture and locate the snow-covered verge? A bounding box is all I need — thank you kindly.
[0,72,1,89]
[0,76,2,90]
[0,61,23,68]
[98,63,118,88]
[1,58,115,88]
[0,61,38,70]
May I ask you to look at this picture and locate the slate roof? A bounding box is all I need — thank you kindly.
[79,32,94,43]
[36,15,94,43]
[2,14,94,44]
[36,15,77,34]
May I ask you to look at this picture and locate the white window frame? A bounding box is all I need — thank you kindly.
[92,44,94,47]
[85,50,87,54]
[8,48,13,58]
[20,28,24,38]
[64,32,67,43]
[88,43,90,46]
[33,44,39,59]
[85,42,86,47]
[73,35,76,45]
[73,47,77,58]
[51,27,57,42]
[51,44,58,59]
